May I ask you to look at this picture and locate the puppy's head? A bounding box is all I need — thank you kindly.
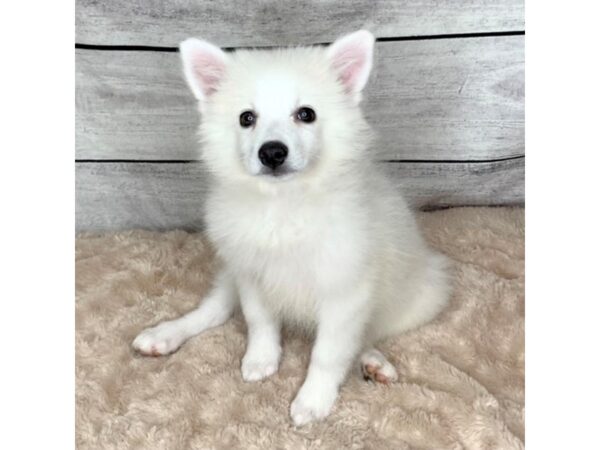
[180,30,374,183]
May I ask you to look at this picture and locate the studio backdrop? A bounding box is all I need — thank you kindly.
[75,0,524,232]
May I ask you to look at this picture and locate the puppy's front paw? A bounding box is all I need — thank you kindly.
[290,382,338,426]
[241,350,280,382]
[132,321,187,356]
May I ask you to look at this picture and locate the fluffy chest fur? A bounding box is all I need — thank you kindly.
[205,182,370,325]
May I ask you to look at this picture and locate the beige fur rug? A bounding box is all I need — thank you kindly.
[76,207,524,449]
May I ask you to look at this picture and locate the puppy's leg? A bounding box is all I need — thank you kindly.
[133,271,235,356]
[360,348,398,384]
[290,282,371,426]
[238,277,281,382]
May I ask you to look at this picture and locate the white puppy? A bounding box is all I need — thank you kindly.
[133,30,451,426]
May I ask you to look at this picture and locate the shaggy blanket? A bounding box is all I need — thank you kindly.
[76,207,524,449]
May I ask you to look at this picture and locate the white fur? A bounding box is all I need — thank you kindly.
[133,30,451,426]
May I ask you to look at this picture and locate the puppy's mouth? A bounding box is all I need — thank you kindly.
[258,166,297,180]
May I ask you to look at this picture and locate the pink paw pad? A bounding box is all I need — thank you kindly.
[360,349,398,385]
[362,363,393,384]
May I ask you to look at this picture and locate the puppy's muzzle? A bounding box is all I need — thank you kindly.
[258,141,288,170]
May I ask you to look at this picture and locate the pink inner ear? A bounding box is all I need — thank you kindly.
[334,48,367,92]
[330,41,370,94]
[191,51,226,96]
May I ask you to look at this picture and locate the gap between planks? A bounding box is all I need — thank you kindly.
[74,30,525,52]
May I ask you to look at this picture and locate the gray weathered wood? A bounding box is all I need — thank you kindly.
[383,158,524,209]
[76,158,524,232]
[76,0,524,48]
[76,36,524,161]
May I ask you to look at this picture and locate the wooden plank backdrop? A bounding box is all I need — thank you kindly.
[76,158,524,232]
[76,36,524,161]
[75,0,525,231]
[76,0,525,47]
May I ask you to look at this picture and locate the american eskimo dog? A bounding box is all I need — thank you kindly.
[133,30,451,426]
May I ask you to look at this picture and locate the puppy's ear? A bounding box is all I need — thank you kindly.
[326,30,374,102]
[179,38,229,101]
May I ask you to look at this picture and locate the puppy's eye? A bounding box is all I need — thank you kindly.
[239,110,256,128]
[295,107,316,123]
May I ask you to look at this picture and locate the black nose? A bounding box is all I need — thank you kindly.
[258,141,288,170]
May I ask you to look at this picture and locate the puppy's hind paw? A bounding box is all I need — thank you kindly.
[132,321,187,356]
[360,348,398,385]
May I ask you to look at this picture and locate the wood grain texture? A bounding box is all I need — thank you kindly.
[76,0,524,47]
[76,158,524,232]
[76,36,524,161]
